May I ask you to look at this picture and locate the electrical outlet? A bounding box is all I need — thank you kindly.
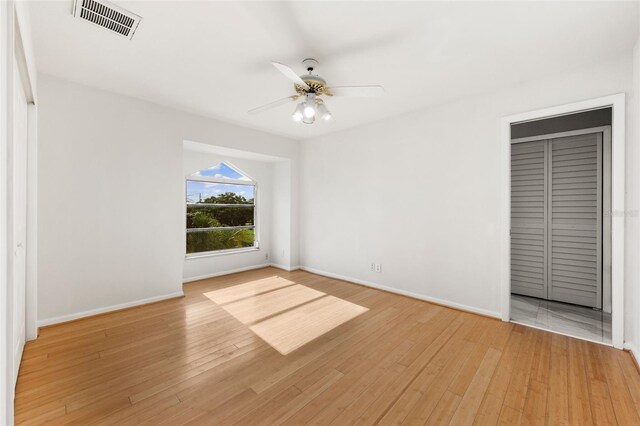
[370,263,375,272]
[265,253,269,260]
[375,263,382,273]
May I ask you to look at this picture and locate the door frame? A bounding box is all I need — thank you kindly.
[1,1,38,423]
[11,3,37,345]
[500,94,625,349]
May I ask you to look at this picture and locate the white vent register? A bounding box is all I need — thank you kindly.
[72,0,141,40]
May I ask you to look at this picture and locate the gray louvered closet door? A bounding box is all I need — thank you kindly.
[511,140,548,299]
[511,132,603,308]
[549,133,602,308]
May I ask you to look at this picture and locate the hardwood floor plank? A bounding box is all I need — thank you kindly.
[547,334,570,425]
[424,390,461,425]
[583,340,617,424]
[304,316,444,424]
[397,317,486,425]
[283,311,461,425]
[597,344,640,424]
[234,369,344,425]
[616,350,640,413]
[448,347,502,425]
[520,379,548,426]
[360,315,466,424]
[473,327,522,425]
[94,393,182,426]
[567,338,594,425]
[500,326,537,413]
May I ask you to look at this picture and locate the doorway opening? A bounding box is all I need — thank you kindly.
[509,108,612,345]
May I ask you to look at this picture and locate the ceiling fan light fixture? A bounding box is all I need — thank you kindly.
[303,102,315,118]
[303,94,317,118]
[317,102,332,121]
[292,103,304,122]
[302,114,315,125]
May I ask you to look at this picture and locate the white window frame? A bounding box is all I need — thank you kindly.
[185,174,259,258]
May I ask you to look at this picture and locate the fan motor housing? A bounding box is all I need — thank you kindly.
[296,75,330,96]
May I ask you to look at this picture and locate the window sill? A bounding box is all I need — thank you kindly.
[185,247,260,260]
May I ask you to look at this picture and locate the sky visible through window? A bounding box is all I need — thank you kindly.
[187,163,254,203]
[191,162,250,180]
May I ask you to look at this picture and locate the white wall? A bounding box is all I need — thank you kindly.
[37,75,298,325]
[300,56,636,325]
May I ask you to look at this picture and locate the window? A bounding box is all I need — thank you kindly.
[186,162,257,255]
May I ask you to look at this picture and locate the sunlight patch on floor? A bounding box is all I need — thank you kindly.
[250,295,368,354]
[216,284,325,324]
[204,276,368,355]
[204,276,295,304]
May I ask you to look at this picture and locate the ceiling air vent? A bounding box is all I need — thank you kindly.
[72,0,141,40]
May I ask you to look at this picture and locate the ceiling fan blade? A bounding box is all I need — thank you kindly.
[328,85,385,97]
[272,62,310,90]
[248,96,298,115]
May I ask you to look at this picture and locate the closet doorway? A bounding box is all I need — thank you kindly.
[509,108,612,345]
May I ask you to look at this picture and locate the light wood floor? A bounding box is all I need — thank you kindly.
[15,268,640,425]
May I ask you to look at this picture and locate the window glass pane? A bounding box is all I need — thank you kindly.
[189,162,252,181]
[186,181,254,204]
[185,179,257,253]
[187,229,255,254]
[186,205,254,228]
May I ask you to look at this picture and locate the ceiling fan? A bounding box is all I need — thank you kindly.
[248,58,384,124]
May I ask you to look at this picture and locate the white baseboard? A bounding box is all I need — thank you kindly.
[299,266,501,319]
[182,263,271,283]
[269,263,300,272]
[184,263,302,283]
[624,342,640,367]
[38,291,185,327]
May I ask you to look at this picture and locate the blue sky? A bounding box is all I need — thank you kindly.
[191,162,250,180]
[186,163,254,202]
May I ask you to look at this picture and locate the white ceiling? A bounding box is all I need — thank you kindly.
[28,1,639,140]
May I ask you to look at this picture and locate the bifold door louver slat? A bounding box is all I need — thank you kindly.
[72,0,142,40]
